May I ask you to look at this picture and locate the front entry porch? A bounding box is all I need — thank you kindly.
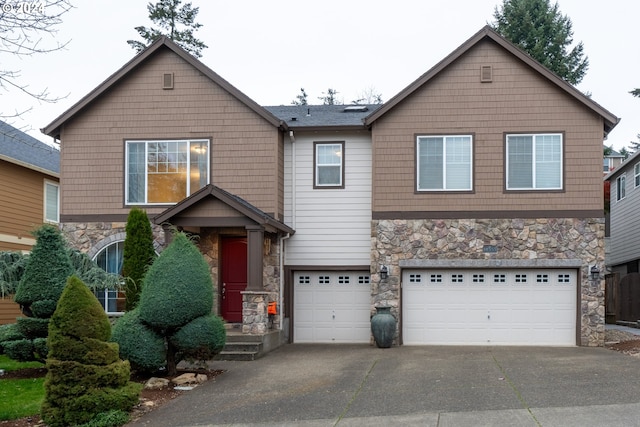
[153,184,294,359]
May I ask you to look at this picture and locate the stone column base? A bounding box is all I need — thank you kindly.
[241,291,272,334]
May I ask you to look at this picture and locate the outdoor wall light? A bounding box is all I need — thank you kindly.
[589,265,600,281]
[380,265,388,280]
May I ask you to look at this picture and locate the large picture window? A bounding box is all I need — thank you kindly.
[314,142,344,188]
[126,139,209,204]
[506,134,562,190]
[417,135,472,191]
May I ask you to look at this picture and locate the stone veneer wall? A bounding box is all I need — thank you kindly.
[60,222,166,258]
[62,222,283,332]
[371,218,605,347]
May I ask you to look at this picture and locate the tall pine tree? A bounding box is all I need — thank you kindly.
[127,0,207,57]
[492,0,588,85]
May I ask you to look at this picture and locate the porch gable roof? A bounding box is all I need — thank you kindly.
[153,184,294,235]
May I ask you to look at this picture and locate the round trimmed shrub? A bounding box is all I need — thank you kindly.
[30,299,59,318]
[171,314,226,360]
[138,233,213,330]
[16,317,49,338]
[33,337,48,360]
[3,339,33,361]
[111,309,166,373]
[0,323,23,354]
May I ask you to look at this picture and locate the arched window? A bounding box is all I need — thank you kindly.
[93,241,125,314]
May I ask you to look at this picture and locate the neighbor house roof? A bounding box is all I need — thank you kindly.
[154,184,295,235]
[265,104,382,131]
[605,150,640,182]
[42,37,287,140]
[0,120,59,176]
[364,26,619,137]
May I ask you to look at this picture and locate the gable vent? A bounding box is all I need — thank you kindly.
[480,65,492,83]
[163,73,174,89]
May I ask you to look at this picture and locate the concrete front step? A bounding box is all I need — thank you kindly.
[215,329,283,361]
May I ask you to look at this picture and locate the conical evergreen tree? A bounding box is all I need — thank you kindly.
[6,225,74,361]
[41,276,141,427]
[122,208,156,310]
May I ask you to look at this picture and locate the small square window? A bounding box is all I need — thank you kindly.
[515,274,527,283]
[358,275,370,284]
[430,274,443,283]
[472,274,485,283]
[451,274,464,283]
[338,276,350,284]
[409,274,422,283]
[318,276,330,284]
[298,276,310,284]
[494,274,506,283]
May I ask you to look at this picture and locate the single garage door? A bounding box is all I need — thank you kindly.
[403,269,577,346]
[294,271,371,343]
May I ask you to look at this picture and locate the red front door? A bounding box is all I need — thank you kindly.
[221,237,247,323]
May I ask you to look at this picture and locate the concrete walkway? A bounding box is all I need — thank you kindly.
[129,342,640,427]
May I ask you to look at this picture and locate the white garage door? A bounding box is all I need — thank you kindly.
[403,269,577,346]
[294,271,371,343]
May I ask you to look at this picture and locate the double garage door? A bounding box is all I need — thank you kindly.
[294,271,371,343]
[403,269,577,346]
[294,268,577,346]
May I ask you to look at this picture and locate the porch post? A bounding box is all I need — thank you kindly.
[245,225,264,291]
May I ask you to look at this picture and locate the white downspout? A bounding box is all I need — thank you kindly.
[279,130,295,331]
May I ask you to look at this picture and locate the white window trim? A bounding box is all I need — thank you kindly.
[43,180,59,223]
[617,174,626,201]
[416,135,473,192]
[505,133,563,191]
[634,163,640,188]
[314,141,344,188]
[125,139,210,205]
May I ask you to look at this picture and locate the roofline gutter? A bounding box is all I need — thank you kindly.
[0,154,59,178]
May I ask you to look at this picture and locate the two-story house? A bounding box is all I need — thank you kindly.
[0,120,60,324]
[42,26,617,348]
[604,150,640,322]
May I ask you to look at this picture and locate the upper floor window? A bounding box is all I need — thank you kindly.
[314,142,344,188]
[635,163,640,188]
[44,180,59,223]
[617,174,626,201]
[417,135,472,191]
[126,139,209,205]
[506,133,562,190]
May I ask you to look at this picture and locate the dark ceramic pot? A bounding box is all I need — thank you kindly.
[371,306,396,348]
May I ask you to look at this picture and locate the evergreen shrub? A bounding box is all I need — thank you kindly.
[41,276,140,427]
[111,309,165,373]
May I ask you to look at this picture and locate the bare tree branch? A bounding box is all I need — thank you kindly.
[1,0,73,119]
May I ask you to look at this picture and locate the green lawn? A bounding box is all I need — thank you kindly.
[0,355,45,421]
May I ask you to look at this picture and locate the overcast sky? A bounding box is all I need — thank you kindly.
[4,0,639,151]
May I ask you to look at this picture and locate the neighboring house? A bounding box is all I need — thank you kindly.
[604,148,625,174]
[42,26,617,349]
[0,120,60,324]
[605,150,640,278]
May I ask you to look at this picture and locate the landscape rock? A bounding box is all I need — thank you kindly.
[144,377,170,390]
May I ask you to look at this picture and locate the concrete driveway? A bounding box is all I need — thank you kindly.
[129,344,640,427]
